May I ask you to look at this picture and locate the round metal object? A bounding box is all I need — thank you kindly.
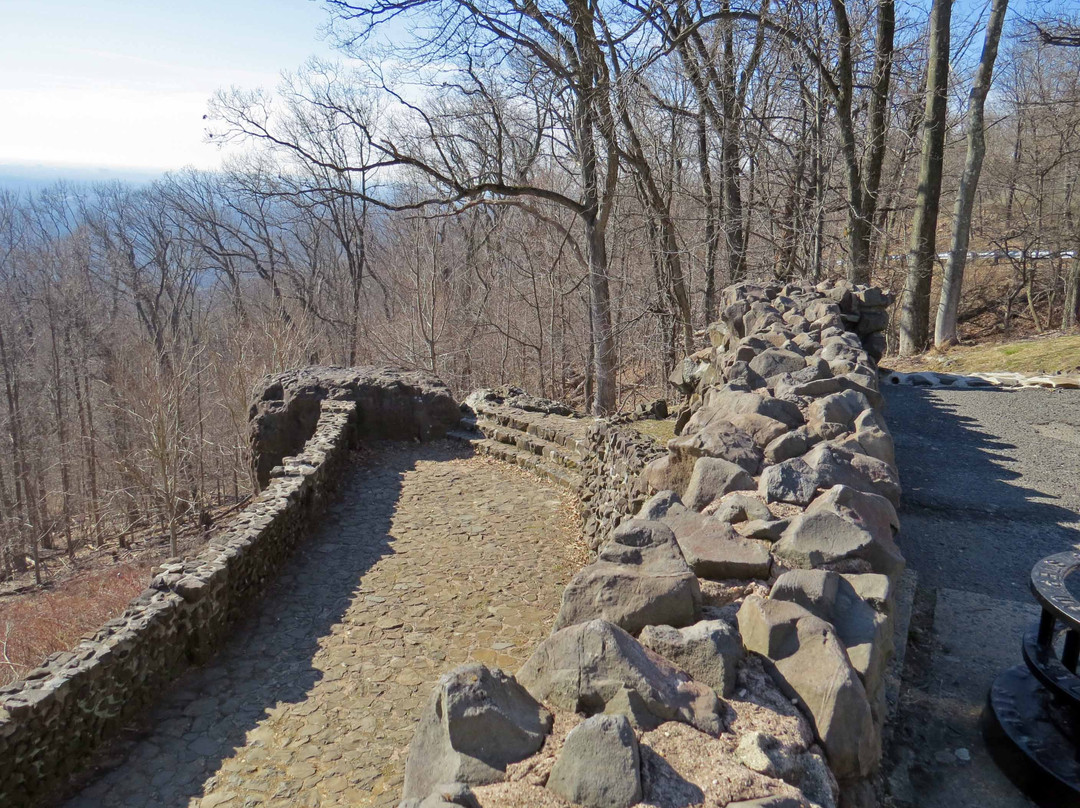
[1030,551,1080,631]
[984,664,1080,806]
[1023,622,1080,704]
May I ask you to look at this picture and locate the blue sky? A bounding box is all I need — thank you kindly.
[0,0,1039,180]
[0,0,341,172]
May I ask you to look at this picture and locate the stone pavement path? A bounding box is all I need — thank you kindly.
[883,385,1080,808]
[64,441,585,808]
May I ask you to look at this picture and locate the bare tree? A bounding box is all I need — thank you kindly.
[900,0,954,354]
[935,0,1009,346]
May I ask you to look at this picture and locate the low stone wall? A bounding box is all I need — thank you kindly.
[0,367,458,808]
[578,418,663,549]
[250,366,460,487]
[402,280,903,808]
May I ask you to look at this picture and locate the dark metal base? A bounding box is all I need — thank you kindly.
[984,664,1080,807]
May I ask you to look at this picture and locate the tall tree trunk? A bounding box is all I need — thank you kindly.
[1064,250,1080,330]
[935,0,1008,346]
[832,0,895,283]
[699,112,720,326]
[900,0,953,355]
[719,4,747,283]
[585,212,616,413]
[859,0,896,276]
[47,311,74,557]
[569,0,617,415]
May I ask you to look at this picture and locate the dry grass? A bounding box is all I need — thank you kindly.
[630,418,678,445]
[0,565,151,687]
[886,333,1080,376]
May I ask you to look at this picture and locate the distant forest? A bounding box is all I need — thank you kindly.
[1,0,1078,579]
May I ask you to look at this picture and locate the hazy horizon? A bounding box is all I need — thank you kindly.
[0,0,341,178]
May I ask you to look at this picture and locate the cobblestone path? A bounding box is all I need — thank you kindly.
[65,441,585,808]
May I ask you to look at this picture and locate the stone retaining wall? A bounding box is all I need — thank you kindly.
[0,367,458,808]
[403,280,903,808]
[578,419,663,549]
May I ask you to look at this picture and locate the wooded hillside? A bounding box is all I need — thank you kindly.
[1,0,1078,585]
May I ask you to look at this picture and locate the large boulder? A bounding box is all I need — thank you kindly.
[834,373,884,410]
[641,453,694,496]
[553,519,701,635]
[853,409,895,466]
[547,714,642,808]
[639,618,744,696]
[683,457,755,511]
[728,413,792,450]
[749,349,807,381]
[772,486,903,579]
[774,375,843,401]
[763,427,819,465]
[517,619,724,736]
[402,665,552,800]
[668,422,763,474]
[689,388,804,432]
[804,443,901,506]
[759,457,819,507]
[760,444,900,507]
[643,492,772,580]
[769,570,894,703]
[728,361,769,390]
[737,598,878,780]
[806,390,872,435]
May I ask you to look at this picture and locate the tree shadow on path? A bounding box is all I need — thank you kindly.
[884,385,1080,808]
[61,441,472,808]
[886,385,1080,602]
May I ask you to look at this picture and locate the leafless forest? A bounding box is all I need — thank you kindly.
[1,0,1079,588]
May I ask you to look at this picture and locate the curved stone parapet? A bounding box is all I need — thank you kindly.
[0,369,462,808]
[250,366,460,488]
[0,282,904,808]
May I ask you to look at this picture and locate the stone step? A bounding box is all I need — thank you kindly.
[468,403,593,451]
[448,429,584,492]
[475,417,586,473]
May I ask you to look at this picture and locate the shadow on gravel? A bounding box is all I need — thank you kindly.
[883,386,1080,808]
[61,441,473,808]
[886,385,1080,601]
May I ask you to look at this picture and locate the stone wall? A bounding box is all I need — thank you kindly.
[250,366,460,487]
[0,368,458,808]
[578,418,664,549]
[403,280,903,808]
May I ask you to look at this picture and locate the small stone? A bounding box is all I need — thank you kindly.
[955,747,971,762]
